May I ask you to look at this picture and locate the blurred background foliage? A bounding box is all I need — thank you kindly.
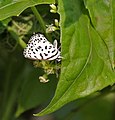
[0,4,60,120]
[0,1,115,120]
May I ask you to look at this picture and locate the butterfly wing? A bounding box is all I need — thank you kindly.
[23,33,61,60]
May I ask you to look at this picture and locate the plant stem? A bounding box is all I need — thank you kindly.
[18,38,27,48]
[31,6,50,40]
[12,20,27,32]
[7,27,27,49]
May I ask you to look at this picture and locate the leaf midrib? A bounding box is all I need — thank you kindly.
[42,23,93,112]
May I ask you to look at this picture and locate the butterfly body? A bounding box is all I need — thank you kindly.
[23,33,61,61]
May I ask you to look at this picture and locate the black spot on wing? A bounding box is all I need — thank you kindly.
[45,46,47,49]
[44,53,48,56]
[37,46,41,49]
[33,51,35,54]
[40,37,43,40]
[47,51,59,60]
[49,46,52,49]
[37,39,41,43]
[51,50,55,53]
[35,48,38,51]
[34,56,37,58]
[38,34,40,37]
[40,53,43,59]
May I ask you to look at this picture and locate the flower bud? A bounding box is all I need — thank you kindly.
[50,9,57,13]
[50,4,56,10]
[54,19,59,27]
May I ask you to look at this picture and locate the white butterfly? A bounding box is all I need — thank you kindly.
[23,33,61,61]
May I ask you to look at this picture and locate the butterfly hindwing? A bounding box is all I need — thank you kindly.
[23,33,61,61]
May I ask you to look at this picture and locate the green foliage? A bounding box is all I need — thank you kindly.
[84,0,115,69]
[0,0,55,20]
[36,0,115,116]
[0,0,115,120]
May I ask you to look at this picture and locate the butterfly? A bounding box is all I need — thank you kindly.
[23,33,61,61]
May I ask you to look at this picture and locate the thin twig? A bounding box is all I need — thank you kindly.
[31,6,50,40]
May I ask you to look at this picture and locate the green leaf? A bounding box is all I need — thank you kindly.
[16,65,57,117]
[34,0,115,116]
[84,0,115,69]
[0,18,11,34]
[75,94,114,120]
[0,45,57,119]
[0,52,26,120]
[54,93,114,120]
[0,0,55,20]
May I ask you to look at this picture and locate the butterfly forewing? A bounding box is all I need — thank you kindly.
[23,33,61,61]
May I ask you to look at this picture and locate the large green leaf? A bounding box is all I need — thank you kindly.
[34,0,115,116]
[0,0,55,20]
[16,65,57,117]
[0,51,27,120]
[84,0,115,69]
